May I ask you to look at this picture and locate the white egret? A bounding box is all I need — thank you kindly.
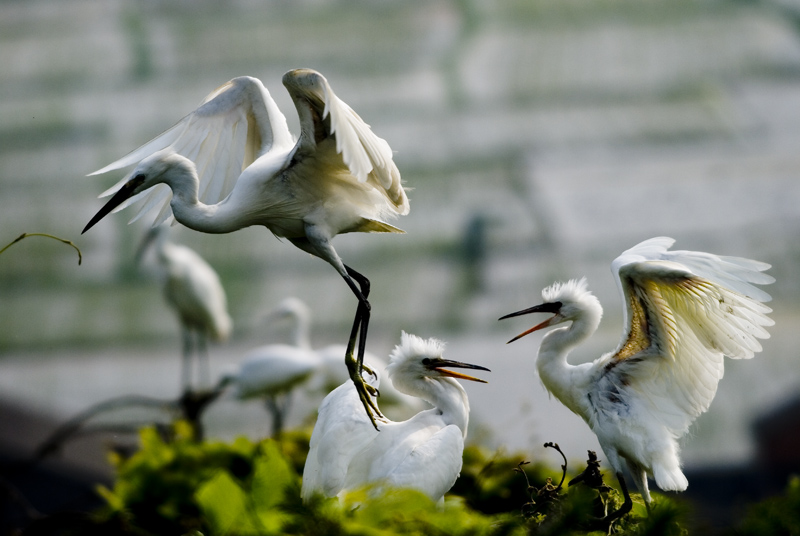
[82,69,409,428]
[302,332,490,503]
[500,237,774,521]
[137,225,232,390]
[218,346,318,437]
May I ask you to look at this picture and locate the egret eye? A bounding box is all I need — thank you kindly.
[421,358,431,365]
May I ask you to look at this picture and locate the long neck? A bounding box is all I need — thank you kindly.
[536,312,600,413]
[165,166,242,234]
[288,308,312,350]
[402,378,470,438]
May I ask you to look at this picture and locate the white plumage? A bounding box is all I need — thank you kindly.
[138,226,232,390]
[302,332,489,504]
[83,69,409,427]
[500,237,774,520]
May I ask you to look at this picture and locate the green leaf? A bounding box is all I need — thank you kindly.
[196,470,254,535]
[252,441,294,510]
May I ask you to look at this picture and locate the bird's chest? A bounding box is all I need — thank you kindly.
[584,376,633,429]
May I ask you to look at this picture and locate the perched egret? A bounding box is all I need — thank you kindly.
[83,69,409,428]
[137,225,232,390]
[218,346,318,437]
[302,332,490,503]
[500,237,774,521]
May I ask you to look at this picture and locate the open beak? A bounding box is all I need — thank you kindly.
[499,302,562,343]
[425,358,490,383]
[82,175,144,234]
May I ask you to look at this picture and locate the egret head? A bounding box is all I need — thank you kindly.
[83,150,190,234]
[500,278,603,343]
[269,297,310,322]
[386,332,490,389]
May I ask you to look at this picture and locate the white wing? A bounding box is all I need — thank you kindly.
[90,76,295,225]
[234,347,318,398]
[283,69,409,216]
[301,371,381,502]
[605,237,774,434]
[371,421,463,501]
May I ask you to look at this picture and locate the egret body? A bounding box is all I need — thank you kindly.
[302,332,489,503]
[138,226,232,390]
[500,237,774,521]
[83,70,409,427]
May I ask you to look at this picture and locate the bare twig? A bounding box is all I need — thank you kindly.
[0,232,82,265]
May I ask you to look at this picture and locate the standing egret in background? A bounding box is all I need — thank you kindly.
[269,297,427,415]
[218,345,318,437]
[302,332,490,504]
[500,237,774,522]
[137,225,232,390]
[82,69,409,428]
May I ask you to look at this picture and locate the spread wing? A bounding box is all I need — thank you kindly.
[301,371,381,502]
[283,69,409,218]
[604,237,774,434]
[90,76,295,225]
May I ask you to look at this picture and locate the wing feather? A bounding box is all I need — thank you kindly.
[90,76,294,225]
[606,238,774,434]
[301,373,380,501]
[325,87,408,214]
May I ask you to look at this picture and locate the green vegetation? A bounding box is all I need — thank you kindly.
[28,422,695,535]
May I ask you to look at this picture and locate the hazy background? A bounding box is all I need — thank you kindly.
[1,0,799,497]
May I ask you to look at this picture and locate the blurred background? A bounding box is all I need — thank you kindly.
[1,0,800,529]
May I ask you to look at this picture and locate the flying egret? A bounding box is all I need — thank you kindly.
[499,237,774,521]
[302,332,490,504]
[82,69,409,428]
[137,225,232,390]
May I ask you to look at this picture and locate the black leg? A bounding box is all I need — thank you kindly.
[603,472,633,523]
[265,395,284,437]
[342,265,384,429]
[181,328,193,393]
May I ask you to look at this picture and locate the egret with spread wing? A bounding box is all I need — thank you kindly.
[83,70,409,428]
[500,237,774,521]
[302,332,489,503]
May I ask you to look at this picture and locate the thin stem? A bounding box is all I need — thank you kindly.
[0,233,82,265]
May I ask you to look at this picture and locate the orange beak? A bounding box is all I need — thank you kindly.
[425,358,490,383]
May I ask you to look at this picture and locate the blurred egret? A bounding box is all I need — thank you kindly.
[219,346,318,437]
[302,332,490,503]
[500,237,774,521]
[268,297,427,414]
[138,225,232,390]
[83,69,409,428]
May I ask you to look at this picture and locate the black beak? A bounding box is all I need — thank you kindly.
[499,301,563,343]
[424,357,490,383]
[499,301,562,321]
[83,175,144,234]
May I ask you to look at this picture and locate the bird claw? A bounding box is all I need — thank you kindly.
[348,362,386,430]
[349,367,385,430]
